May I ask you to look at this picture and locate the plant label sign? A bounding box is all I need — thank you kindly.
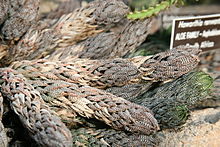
[170,14,220,51]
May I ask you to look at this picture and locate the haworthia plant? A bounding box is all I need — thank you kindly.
[127,0,184,20]
[71,127,159,147]
[132,71,213,128]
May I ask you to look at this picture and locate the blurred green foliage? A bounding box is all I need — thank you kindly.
[83,0,220,9]
[185,0,220,5]
[127,0,185,19]
[129,0,220,10]
[130,0,162,10]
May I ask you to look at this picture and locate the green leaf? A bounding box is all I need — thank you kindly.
[127,0,184,20]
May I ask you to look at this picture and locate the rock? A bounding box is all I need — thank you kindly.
[158,107,220,147]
